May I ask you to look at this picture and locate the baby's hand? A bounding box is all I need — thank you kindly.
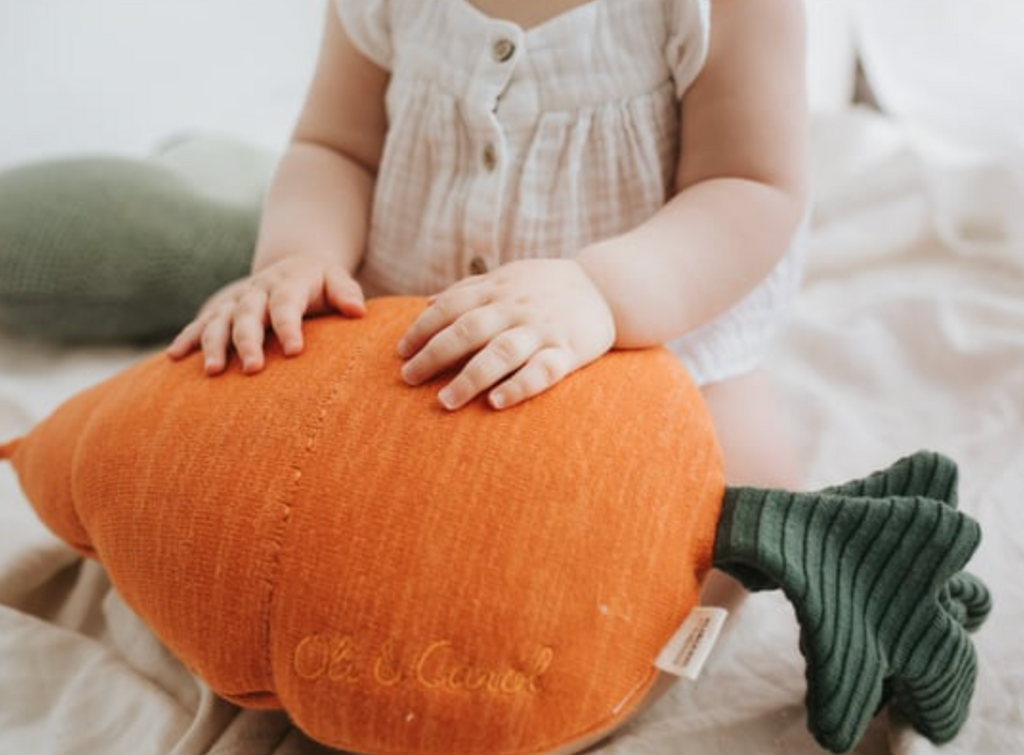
[398,259,615,410]
[166,255,366,375]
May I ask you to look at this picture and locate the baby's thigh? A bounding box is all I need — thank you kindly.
[700,369,802,490]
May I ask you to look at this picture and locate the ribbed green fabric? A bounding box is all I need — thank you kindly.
[713,451,991,753]
[942,572,992,632]
[820,452,990,631]
[817,449,959,505]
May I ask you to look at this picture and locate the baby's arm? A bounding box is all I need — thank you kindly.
[168,4,388,374]
[576,0,809,348]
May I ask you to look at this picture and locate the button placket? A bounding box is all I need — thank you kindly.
[460,25,521,279]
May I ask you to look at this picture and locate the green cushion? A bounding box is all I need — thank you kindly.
[0,138,272,343]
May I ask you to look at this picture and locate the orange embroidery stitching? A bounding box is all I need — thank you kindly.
[415,640,553,694]
[373,639,404,687]
[294,633,361,684]
[293,633,554,697]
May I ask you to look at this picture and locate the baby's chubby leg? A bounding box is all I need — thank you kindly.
[700,368,802,490]
[698,368,801,611]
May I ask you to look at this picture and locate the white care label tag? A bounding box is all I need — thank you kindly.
[654,607,728,681]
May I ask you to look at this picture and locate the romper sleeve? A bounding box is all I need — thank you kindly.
[664,0,711,99]
[333,0,393,70]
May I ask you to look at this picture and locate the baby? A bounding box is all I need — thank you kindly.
[168,0,809,491]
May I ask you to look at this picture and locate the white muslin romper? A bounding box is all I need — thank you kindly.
[335,0,806,385]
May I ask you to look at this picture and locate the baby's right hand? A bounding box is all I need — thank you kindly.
[167,255,366,375]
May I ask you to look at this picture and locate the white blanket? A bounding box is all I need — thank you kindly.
[1,108,1022,755]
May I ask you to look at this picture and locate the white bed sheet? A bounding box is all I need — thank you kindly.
[1,108,1022,755]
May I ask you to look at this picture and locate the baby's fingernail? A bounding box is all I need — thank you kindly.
[397,339,411,358]
[489,392,506,410]
[438,387,457,410]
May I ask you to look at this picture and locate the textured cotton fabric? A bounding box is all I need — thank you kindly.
[336,0,807,385]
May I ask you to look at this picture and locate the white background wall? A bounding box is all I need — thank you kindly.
[0,0,1022,170]
[0,0,325,168]
[856,0,1024,155]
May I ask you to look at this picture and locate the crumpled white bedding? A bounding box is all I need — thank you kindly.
[1,108,1022,755]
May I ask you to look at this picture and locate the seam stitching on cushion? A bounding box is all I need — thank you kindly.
[261,380,343,691]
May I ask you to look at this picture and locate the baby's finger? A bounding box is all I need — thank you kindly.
[166,319,206,359]
[200,308,235,375]
[397,287,487,359]
[232,288,270,374]
[325,268,367,318]
[268,280,311,356]
[436,327,539,410]
[401,306,505,386]
[433,270,485,297]
[488,347,575,410]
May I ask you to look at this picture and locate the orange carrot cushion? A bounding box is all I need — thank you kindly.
[1,296,724,755]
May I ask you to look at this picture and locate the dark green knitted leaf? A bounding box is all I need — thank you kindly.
[817,449,959,507]
[713,451,991,753]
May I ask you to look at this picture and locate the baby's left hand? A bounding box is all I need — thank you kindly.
[398,259,616,410]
